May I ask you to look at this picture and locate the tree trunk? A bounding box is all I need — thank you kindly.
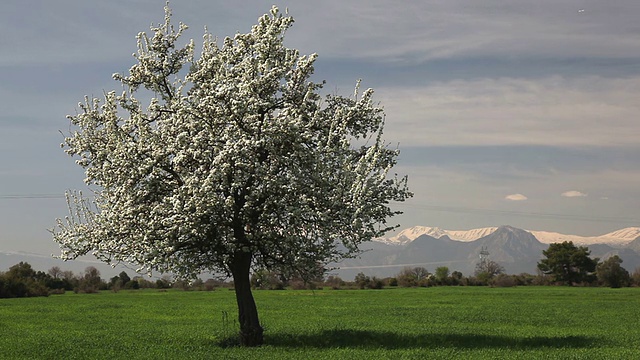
[230,252,263,346]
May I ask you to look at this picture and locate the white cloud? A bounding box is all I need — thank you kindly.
[505,194,528,201]
[562,190,588,197]
[378,76,640,147]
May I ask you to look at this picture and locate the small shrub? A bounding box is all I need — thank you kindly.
[48,288,66,295]
[354,272,370,289]
[474,272,492,285]
[156,278,171,289]
[491,274,517,288]
[203,281,217,291]
[396,267,430,287]
[418,276,436,287]
[285,276,318,290]
[124,280,140,290]
[325,275,346,290]
[79,285,99,294]
[367,277,384,289]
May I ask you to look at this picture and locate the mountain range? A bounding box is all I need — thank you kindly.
[330,225,640,280]
[3,226,640,281]
[382,226,640,246]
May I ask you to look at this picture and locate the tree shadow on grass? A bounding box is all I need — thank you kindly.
[266,329,599,350]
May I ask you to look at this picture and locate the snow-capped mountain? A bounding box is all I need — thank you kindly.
[524,228,639,246]
[383,226,447,244]
[379,226,640,246]
[602,228,640,242]
[382,226,499,245]
[447,227,499,242]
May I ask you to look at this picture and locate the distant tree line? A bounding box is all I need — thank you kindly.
[0,262,51,298]
[251,241,640,290]
[0,262,217,298]
[0,262,114,297]
[537,241,635,288]
[2,241,638,298]
[0,261,263,298]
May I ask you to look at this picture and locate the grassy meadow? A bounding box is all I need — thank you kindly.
[1,286,639,359]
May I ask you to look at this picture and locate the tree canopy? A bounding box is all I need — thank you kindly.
[52,5,410,346]
[537,241,598,285]
[596,255,630,288]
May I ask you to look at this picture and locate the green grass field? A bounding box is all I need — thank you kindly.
[1,287,638,359]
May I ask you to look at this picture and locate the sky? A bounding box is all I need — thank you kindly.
[1,0,640,257]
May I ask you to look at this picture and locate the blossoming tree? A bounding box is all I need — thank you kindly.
[53,6,411,346]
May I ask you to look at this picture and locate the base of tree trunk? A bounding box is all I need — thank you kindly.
[231,252,264,347]
[239,325,264,347]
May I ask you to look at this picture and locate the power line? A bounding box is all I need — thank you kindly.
[334,260,469,270]
[0,194,65,200]
[392,202,639,224]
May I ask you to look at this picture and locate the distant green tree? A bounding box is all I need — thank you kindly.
[43,277,66,291]
[118,271,131,285]
[0,262,49,298]
[354,272,370,289]
[133,276,155,289]
[367,276,384,289]
[43,266,70,291]
[474,260,504,279]
[77,266,106,293]
[324,275,346,289]
[156,275,172,289]
[537,241,598,285]
[396,267,430,287]
[109,275,123,292]
[125,279,140,289]
[434,266,450,285]
[450,271,464,285]
[352,272,383,289]
[7,262,36,279]
[596,255,630,288]
[48,266,62,279]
